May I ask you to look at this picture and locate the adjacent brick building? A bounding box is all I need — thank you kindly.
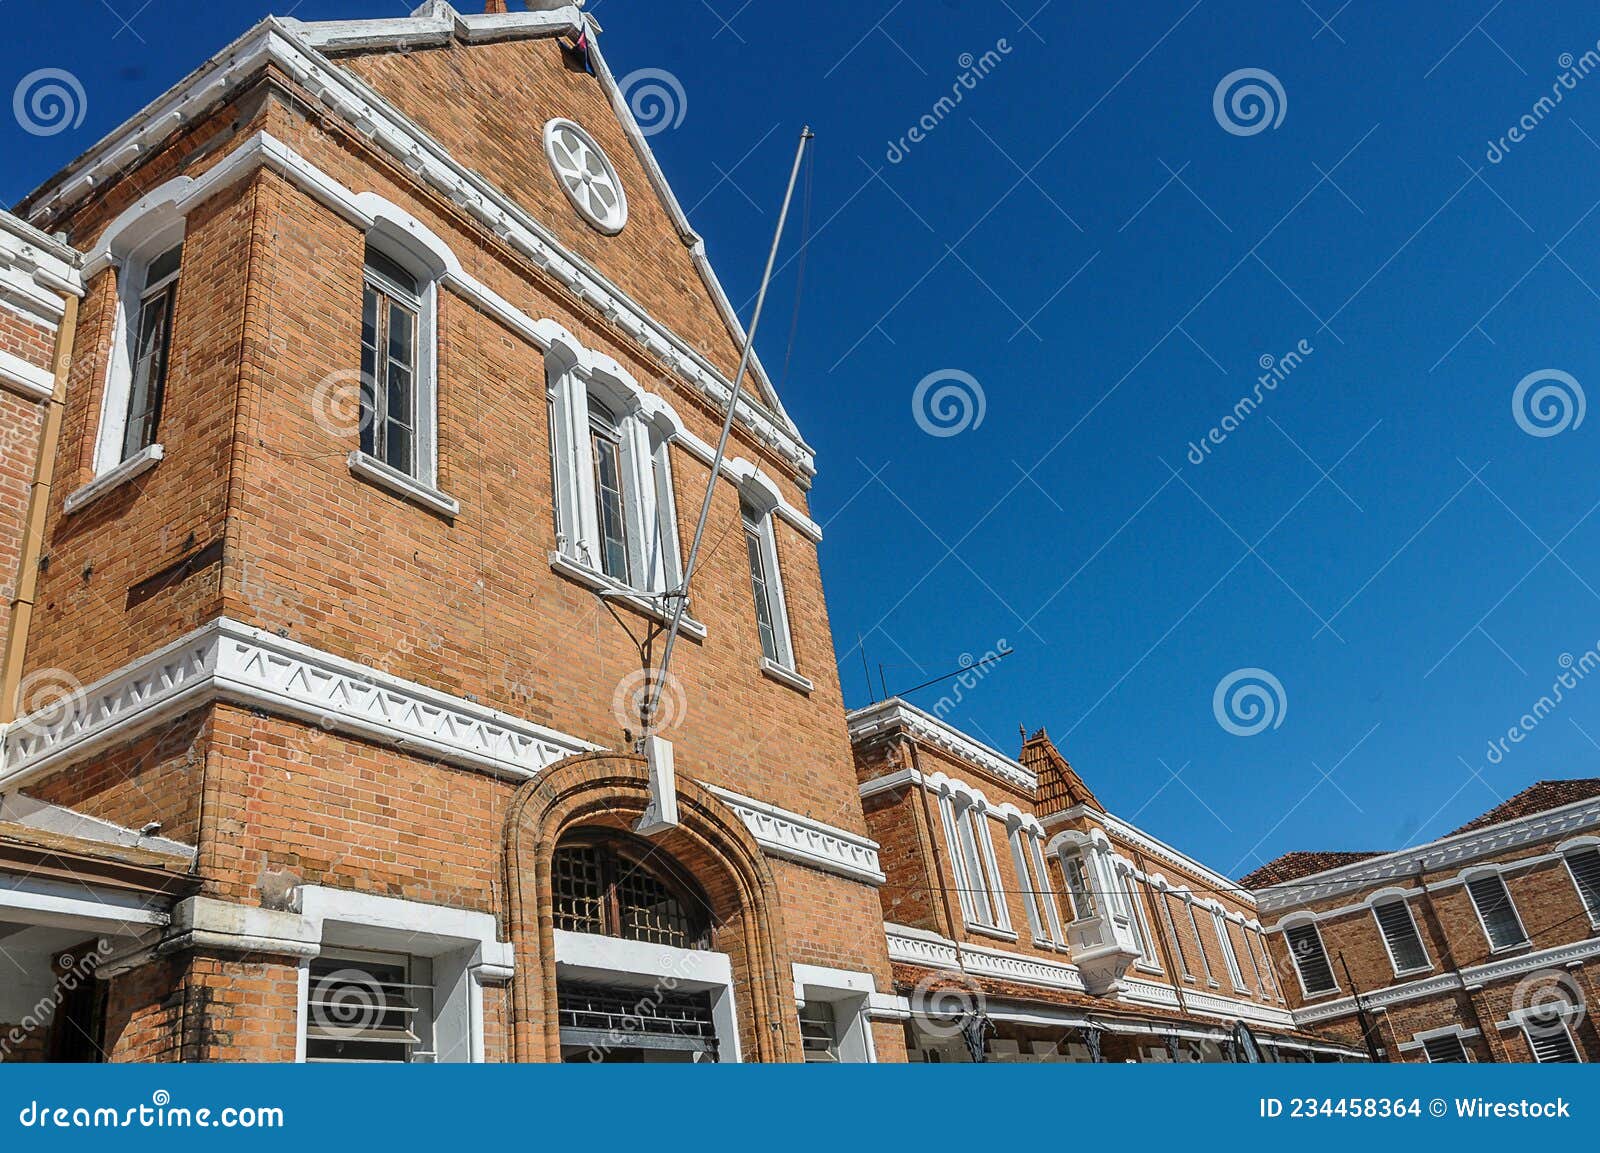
[850,699,1364,1061]
[0,2,903,1063]
[1244,780,1600,1063]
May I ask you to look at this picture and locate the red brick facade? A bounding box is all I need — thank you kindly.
[1246,782,1600,1063]
[0,7,899,1065]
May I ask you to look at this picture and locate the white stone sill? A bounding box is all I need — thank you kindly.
[348,451,459,519]
[548,551,707,640]
[63,443,164,515]
[760,658,813,695]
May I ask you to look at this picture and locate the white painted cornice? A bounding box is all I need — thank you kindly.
[18,13,814,480]
[847,698,1036,794]
[1253,795,1600,913]
[883,922,1087,993]
[0,617,597,791]
[702,784,884,886]
[1043,803,1253,910]
[0,208,82,332]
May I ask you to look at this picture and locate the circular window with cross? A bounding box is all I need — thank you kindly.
[544,118,629,235]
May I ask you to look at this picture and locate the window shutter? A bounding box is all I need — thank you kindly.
[1568,849,1600,920]
[1421,1033,1468,1063]
[1285,923,1337,994]
[1373,900,1429,973]
[1525,1019,1580,1063]
[1466,875,1527,949]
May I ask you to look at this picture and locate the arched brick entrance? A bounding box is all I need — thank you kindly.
[500,751,800,1062]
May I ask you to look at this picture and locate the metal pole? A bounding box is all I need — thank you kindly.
[642,125,813,736]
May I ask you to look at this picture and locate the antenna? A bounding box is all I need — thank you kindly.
[642,125,815,738]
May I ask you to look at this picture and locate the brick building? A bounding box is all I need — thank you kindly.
[850,699,1365,1061]
[0,2,906,1063]
[1244,780,1600,1063]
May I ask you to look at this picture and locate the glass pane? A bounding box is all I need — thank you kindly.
[359,342,378,457]
[386,422,413,475]
[362,286,378,349]
[592,435,630,582]
[387,366,413,432]
[122,290,173,460]
[746,529,778,662]
[387,303,415,370]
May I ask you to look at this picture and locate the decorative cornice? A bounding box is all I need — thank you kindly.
[1254,795,1600,913]
[0,618,596,790]
[1291,935,1600,1025]
[18,16,814,479]
[847,698,1036,794]
[703,785,884,886]
[0,208,82,330]
[883,923,1087,993]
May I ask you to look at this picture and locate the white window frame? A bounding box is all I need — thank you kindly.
[1520,1014,1583,1063]
[1409,1025,1476,1063]
[1560,843,1600,926]
[740,498,796,673]
[1126,877,1161,973]
[1464,870,1529,953]
[1370,896,1432,977]
[548,356,683,598]
[1008,826,1046,942]
[1026,834,1067,944]
[1159,889,1193,979]
[1210,908,1248,992]
[92,220,186,479]
[792,964,879,1063]
[1061,851,1097,923]
[1183,897,1216,985]
[1282,919,1339,998]
[973,811,1013,934]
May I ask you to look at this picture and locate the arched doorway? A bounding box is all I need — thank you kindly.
[551,830,725,1062]
[500,752,800,1063]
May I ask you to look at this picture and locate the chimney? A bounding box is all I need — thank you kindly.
[484,0,507,13]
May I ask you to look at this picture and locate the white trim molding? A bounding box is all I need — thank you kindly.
[703,784,884,886]
[0,617,597,790]
[0,208,82,330]
[0,348,55,401]
[847,698,1036,793]
[1253,794,1600,912]
[62,443,163,515]
[883,922,1088,993]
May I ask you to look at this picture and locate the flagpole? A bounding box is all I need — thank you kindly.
[642,125,814,739]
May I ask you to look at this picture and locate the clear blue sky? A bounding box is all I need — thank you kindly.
[8,1,1600,880]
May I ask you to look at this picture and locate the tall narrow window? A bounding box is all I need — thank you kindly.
[587,399,632,583]
[1062,853,1096,922]
[954,805,996,927]
[121,244,181,462]
[1252,927,1285,1000]
[744,503,779,663]
[1565,847,1600,923]
[1184,900,1215,982]
[1127,881,1159,970]
[1372,899,1430,975]
[1466,874,1528,951]
[1009,830,1045,940]
[1284,922,1338,996]
[1211,909,1246,989]
[1027,836,1067,943]
[361,248,420,477]
[1160,892,1192,978]
[937,794,979,925]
